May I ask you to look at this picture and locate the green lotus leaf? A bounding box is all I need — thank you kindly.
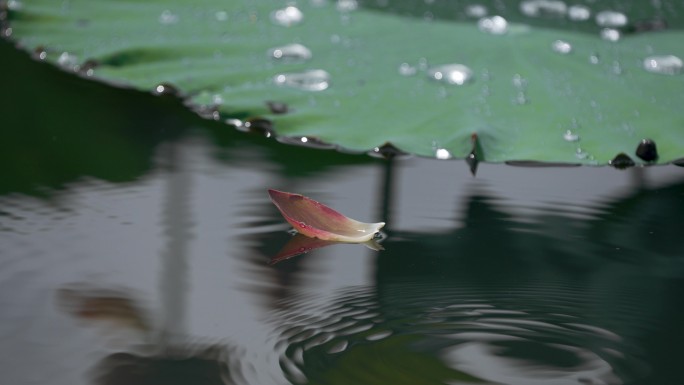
[5,0,684,165]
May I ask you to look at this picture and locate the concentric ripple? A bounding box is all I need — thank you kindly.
[270,281,648,385]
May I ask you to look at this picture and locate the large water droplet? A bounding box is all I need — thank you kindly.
[552,40,572,54]
[465,4,488,18]
[158,10,179,25]
[642,55,683,75]
[274,69,331,91]
[271,6,304,27]
[567,5,590,21]
[600,28,621,42]
[435,148,452,160]
[478,15,508,35]
[520,0,567,18]
[595,11,627,28]
[268,43,312,61]
[636,139,658,162]
[427,64,474,85]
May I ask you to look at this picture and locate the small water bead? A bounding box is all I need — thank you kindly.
[158,10,179,25]
[274,69,331,91]
[268,43,312,61]
[478,15,508,35]
[552,40,572,54]
[427,64,474,85]
[519,0,567,18]
[33,46,47,60]
[589,53,600,64]
[465,4,488,18]
[595,10,627,28]
[643,55,683,75]
[271,6,303,27]
[398,62,417,76]
[600,28,620,42]
[563,130,579,142]
[567,5,590,21]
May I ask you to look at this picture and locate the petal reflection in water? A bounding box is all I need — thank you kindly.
[271,233,384,264]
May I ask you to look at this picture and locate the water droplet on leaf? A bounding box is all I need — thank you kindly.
[57,52,78,70]
[609,153,635,169]
[478,15,508,35]
[435,148,452,160]
[552,40,572,54]
[568,5,590,21]
[520,0,567,18]
[398,62,417,76]
[271,6,303,27]
[240,118,275,137]
[595,11,628,28]
[268,43,312,61]
[427,64,473,85]
[369,143,410,159]
[563,130,579,142]
[274,69,331,91]
[643,55,683,75]
[153,83,180,96]
[635,139,658,162]
[33,46,47,61]
[600,28,621,42]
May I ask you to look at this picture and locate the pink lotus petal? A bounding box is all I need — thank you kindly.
[268,189,385,242]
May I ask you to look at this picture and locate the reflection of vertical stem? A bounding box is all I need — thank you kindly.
[158,141,191,349]
[379,157,396,233]
[629,167,647,191]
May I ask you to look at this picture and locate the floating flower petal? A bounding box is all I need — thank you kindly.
[268,189,385,242]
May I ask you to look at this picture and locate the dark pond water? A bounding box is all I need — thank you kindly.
[2,38,684,385]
